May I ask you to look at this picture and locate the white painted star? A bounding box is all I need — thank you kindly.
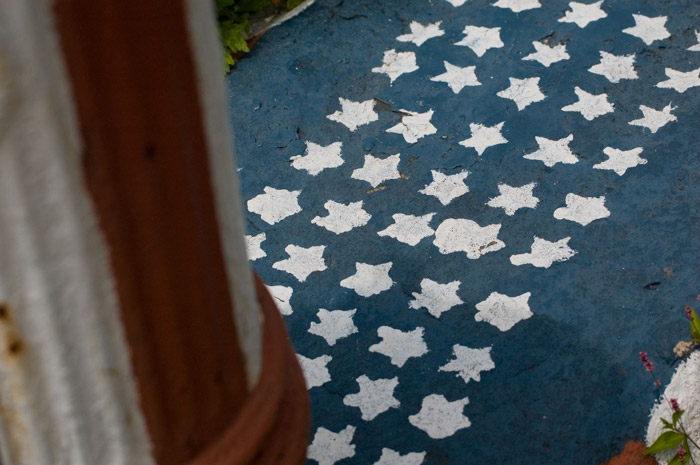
[593,146,647,176]
[247,187,302,225]
[524,134,579,167]
[397,21,445,46]
[558,1,607,28]
[656,68,700,93]
[497,77,546,110]
[378,213,436,246]
[386,109,437,143]
[554,193,610,226]
[409,395,471,439]
[266,284,293,315]
[312,200,371,234]
[523,41,570,67]
[327,98,379,132]
[456,26,504,57]
[343,375,400,421]
[588,51,638,83]
[510,236,576,268]
[372,49,419,83]
[439,345,495,384]
[245,232,266,260]
[374,448,426,465]
[431,61,481,93]
[309,309,358,346]
[308,426,356,465]
[291,141,344,176]
[629,103,677,133]
[272,244,327,282]
[419,170,470,205]
[689,31,700,52]
[340,262,393,297]
[475,292,533,331]
[562,87,614,120]
[410,278,463,318]
[494,0,541,12]
[623,14,670,45]
[433,218,505,259]
[445,0,467,5]
[459,122,508,155]
[369,326,428,367]
[486,182,539,215]
[351,154,401,188]
[297,354,332,389]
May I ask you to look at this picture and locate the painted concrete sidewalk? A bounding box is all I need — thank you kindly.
[226,0,700,463]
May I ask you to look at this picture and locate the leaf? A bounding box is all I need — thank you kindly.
[662,417,674,429]
[672,410,685,426]
[646,431,686,454]
[690,308,700,342]
[286,0,306,8]
[668,453,681,465]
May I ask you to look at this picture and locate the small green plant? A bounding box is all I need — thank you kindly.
[640,305,700,464]
[216,0,306,72]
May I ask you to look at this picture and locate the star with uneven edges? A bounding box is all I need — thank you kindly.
[378,213,436,246]
[308,309,358,346]
[588,51,638,83]
[689,31,700,51]
[272,244,327,282]
[290,141,343,176]
[372,49,419,83]
[558,1,607,28]
[494,0,541,12]
[475,292,533,331]
[433,218,505,259]
[459,122,507,155]
[245,232,266,260]
[419,170,470,205]
[431,61,481,93]
[369,326,428,367]
[340,262,393,297]
[296,354,332,389]
[562,87,614,120]
[439,345,496,383]
[594,147,646,176]
[456,26,504,57]
[497,77,545,110]
[247,187,301,225]
[311,200,371,234]
[387,109,437,143]
[409,395,471,439]
[629,103,676,133]
[444,0,467,5]
[623,14,670,45]
[266,285,293,315]
[487,183,539,215]
[523,41,570,67]
[410,278,463,318]
[374,449,426,465]
[327,98,378,131]
[554,193,610,226]
[524,134,578,167]
[308,426,356,465]
[397,21,445,46]
[656,68,700,93]
[351,154,401,187]
[510,236,576,268]
[343,375,400,421]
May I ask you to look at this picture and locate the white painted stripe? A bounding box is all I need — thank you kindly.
[183,0,263,387]
[0,2,154,464]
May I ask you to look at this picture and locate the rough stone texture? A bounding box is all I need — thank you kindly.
[600,441,658,465]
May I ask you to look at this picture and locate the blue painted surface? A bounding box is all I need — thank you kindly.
[226,0,700,463]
